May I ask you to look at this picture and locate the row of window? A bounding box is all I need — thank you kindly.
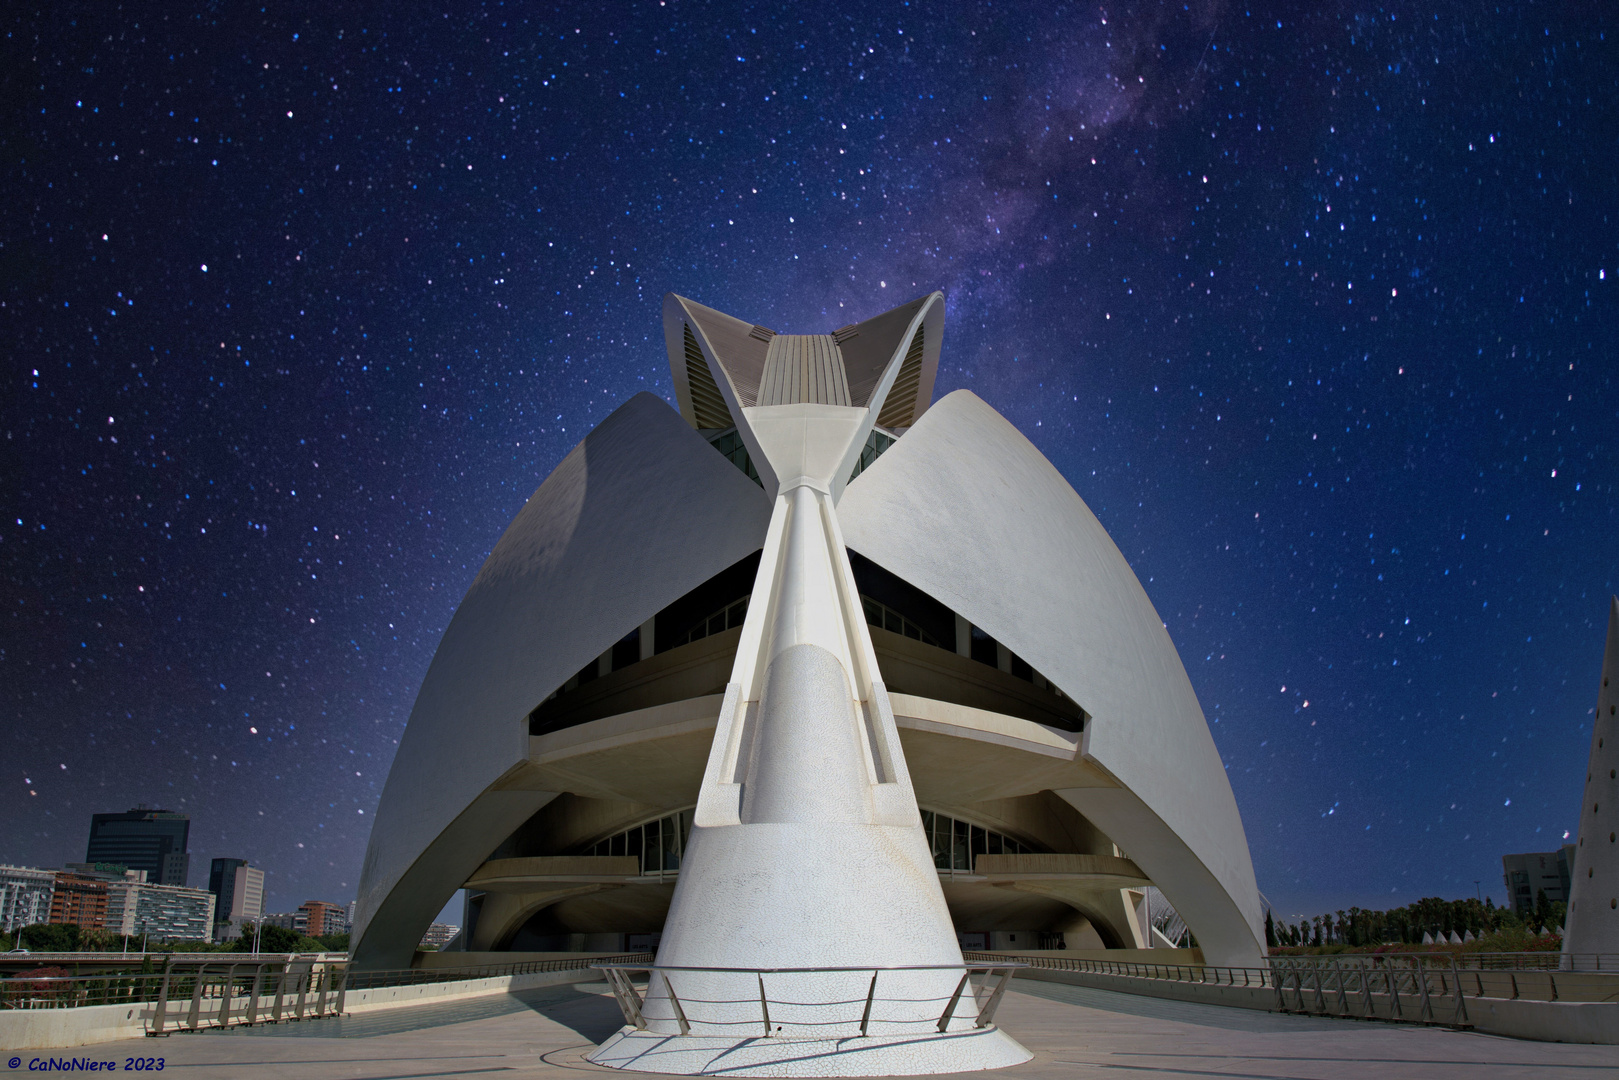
[707,425,895,490]
[846,428,896,482]
[577,808,1036,877]
[678,592,937,651]
[679,595,750,647]
[861,595,939,648]
[584,811,693,875]
[708,429,762,487]
[922,810,1038,872]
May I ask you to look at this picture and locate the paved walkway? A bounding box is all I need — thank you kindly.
[11,979,1618,1079]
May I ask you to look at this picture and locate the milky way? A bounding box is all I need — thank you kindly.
[4,2,1615,922]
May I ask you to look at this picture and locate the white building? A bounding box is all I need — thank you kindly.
[106,881,215,941]
[420,923,459,950]
[355,291,1266,1074]
[0,865,56,934]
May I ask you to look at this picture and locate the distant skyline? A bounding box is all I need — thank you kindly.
[4,3,1615,924]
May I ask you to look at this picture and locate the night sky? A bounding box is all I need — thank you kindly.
[4,2,1616,928]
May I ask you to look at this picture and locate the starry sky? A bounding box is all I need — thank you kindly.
[4,2,1615,927]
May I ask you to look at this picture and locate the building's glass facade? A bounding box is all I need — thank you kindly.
[86,807,191,886]
[585,811,693,877]
[921,811,1037,873]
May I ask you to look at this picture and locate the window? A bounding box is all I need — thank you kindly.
[678,595,750,646]
[969,625,998,667]
[708,428,762,487]
[919,810,1037,872]
[586,810,694,876]
[860,595,939,647]
[847,428,896,484]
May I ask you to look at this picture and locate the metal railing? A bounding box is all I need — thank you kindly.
[148,957,346,1034]
[974,952,1273,989]
[1269,955,1474,1025]
[592,962,1025,1038]
[0,952,656,1035]
[341,952,653,991]
[964,949,1619,1025]
[1,970,169,1011]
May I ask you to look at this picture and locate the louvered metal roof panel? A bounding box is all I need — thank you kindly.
[759,334,851,407]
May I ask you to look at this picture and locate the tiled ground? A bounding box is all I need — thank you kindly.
[13,979,1618,1079]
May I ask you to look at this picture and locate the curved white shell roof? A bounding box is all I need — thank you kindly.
[354,393,771,968]
[838,389,1265,965]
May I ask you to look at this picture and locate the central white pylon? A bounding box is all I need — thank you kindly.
[588,297,1030,1075]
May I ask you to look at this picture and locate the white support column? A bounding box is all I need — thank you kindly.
[592,399,1027,1076]
[955,613,972,658]
[638,616,656,661]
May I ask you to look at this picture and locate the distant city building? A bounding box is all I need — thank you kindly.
[298,900,343,937]
[104,882,215,941]
[1502,845,1576,917]
[61,863,148,939]
[419,923,459,950]
[0,865,56,934]
[346,900,357,933]
[208,859,264,935]
[260,910,308,935]
[48,872,109,931]
[85,805,191,886]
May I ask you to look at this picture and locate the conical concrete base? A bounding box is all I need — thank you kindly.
[586,1026,1032,1077]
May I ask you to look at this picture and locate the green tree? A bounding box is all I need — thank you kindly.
[231,924,322,954]
[1265,911,1276,948]
[19,923,81,951]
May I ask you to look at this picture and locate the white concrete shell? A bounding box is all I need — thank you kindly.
[355,291,1266,1012]
[1564,596,1619,957]
[838,390,1266,966]
[353,393,772,969]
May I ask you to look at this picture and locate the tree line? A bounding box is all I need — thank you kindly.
[1,922,348,955]
[1265,892,1565,950]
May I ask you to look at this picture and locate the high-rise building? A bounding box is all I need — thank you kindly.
[85,806,191,886]
[298,900,343,937]
[207,858,264,934]
[0,865,56,934]
[48,872,109,931]
[1502,846,1576,917]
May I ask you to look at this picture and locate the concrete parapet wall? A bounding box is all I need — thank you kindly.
[1016,963,1275,1011]
[344,967,595,1013]
[0,1001,153,1053]
[1014,965,1619,1044]
[0,967,602,1051]
[1469,996,1619,1045]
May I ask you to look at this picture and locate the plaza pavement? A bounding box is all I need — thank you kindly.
[10,978,1617,1079]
